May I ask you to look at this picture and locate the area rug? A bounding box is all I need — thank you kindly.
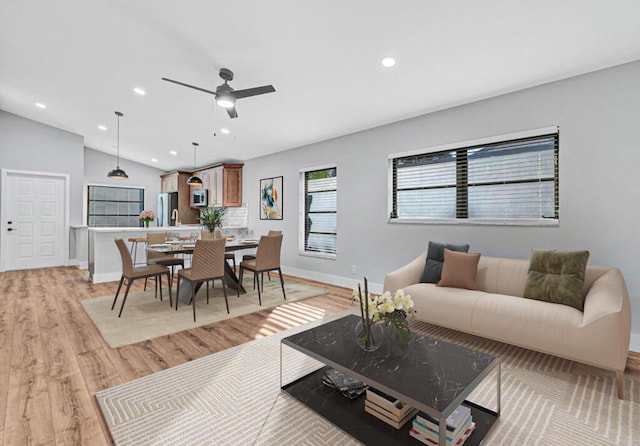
[82,278,327,348]
[96,314,640,445]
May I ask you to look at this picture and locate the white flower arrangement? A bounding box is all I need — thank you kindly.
[352,284,415,348]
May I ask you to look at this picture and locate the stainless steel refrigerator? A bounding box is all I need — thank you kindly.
[157,192,178,226]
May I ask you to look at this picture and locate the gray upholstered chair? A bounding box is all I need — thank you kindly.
[145,232,184,293]
[112,238,172,317]
[238,234,285,305]
[176,238,228,322]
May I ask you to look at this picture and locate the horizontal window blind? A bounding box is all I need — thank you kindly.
[304,167,337,255]
[391,132,558,222]
[87,185,144,227]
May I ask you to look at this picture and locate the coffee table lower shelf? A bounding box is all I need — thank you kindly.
[281,366,498,446]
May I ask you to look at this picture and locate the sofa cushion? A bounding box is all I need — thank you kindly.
[437,249,481,290]
[523,249,590,311]
[420,241,469,283]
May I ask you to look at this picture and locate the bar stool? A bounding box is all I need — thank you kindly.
[128,236,147,266]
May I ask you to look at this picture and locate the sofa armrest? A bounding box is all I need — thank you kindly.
[383,252,427,293]
[582,268,630,325]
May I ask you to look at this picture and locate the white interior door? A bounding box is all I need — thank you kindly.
[4,171,67,270]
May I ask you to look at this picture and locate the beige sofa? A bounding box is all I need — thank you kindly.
[383,253,632,399]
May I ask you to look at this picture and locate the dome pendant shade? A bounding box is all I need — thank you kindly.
[107,167,129,179]
[108,111,128,179]
[187,142,202,186]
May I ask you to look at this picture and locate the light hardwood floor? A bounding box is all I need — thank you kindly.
[0,266,638,445]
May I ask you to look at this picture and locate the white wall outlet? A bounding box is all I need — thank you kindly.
[351,264,357,275]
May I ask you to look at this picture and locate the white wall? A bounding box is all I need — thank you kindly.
[83,147,164,215]
[243,60,640,347]
[0,110,85,224]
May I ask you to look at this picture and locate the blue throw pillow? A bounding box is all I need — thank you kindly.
[419,241,470,283]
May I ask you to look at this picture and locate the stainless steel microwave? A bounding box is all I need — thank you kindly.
[193,189,208,206]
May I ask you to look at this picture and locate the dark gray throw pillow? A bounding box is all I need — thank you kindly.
[419,241,470,283]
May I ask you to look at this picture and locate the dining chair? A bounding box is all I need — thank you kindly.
[176,238,228,322]
[145,232,185,294]
[112,238,172,317]
[202,229,236,272]
[242,230,282,284]
[238,234,285,305]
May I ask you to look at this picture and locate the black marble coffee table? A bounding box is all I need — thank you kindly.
[280,314,500,446]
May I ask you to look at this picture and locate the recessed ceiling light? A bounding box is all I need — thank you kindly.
[151,158,158,163]
[97,125,107,131]
[35,102,47,109]
[169,150,178,156]
[380,57,396,68]
[133,87,146,95]
[221,128,230,134]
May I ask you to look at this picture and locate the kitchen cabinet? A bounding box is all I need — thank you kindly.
[189,163,243,207]
[159,171,199,224]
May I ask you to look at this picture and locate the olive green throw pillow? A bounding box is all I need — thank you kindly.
[523,249,590,311]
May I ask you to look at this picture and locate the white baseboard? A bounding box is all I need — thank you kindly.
[281,266,383,295]
[68,258,88,270]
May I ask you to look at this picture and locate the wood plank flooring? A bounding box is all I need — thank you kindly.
[0,266,638,445]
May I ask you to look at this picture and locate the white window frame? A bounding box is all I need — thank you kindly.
[387,126,559,226]
[298,163,337,259]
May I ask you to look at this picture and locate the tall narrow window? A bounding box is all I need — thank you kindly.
[389,127,559,224]
[87,185,144,227]
[300,166,337,257]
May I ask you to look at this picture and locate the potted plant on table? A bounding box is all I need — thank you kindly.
[198,205,226,237]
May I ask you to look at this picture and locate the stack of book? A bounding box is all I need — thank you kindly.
[363,387,418,429]
[322,368,368,399]
[409,405,475,445]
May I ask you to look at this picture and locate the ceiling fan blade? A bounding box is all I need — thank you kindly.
[226,106,238,119]
[161,77,217,95]
[231,85,276,99]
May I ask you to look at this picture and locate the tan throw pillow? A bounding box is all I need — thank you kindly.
[523,249,590,311]
[437,249,481,290]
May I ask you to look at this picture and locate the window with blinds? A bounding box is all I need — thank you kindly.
[301,167,337,256]
[390,130,559,223]
[87,185,145,227]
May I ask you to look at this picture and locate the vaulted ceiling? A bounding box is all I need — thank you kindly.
[2,0,640,171]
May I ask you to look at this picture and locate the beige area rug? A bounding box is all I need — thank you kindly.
[81,278,327,348]
[97,313,640,445]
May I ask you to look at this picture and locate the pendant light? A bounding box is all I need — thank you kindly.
[186,142,203,186]
[107,111,128,179]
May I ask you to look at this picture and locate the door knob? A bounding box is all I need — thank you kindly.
[7,221,12,224]
[7,228,13,232]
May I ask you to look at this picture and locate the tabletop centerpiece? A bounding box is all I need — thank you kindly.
[353,278,415,351]
[139,210,155,228]
[198,205,226,236]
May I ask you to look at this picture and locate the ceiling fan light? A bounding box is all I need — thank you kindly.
[216,96,235,109]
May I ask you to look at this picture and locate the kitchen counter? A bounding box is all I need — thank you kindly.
[87,226,252,283]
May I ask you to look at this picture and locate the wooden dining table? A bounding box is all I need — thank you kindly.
[147,239,259,303]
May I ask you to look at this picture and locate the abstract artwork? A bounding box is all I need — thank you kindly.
[260,176,283,220]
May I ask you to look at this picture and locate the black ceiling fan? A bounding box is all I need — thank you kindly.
[161,68,275,119]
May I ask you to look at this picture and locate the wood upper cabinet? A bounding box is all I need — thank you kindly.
[187,163,243,207]
[160,172,178,192]
[222,164,243,207]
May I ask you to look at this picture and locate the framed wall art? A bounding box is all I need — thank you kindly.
[260,176,283,220]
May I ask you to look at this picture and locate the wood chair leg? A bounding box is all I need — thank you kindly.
[616,370,624,399]
[111,276,125,310]
[278,268,286,300]
[221,279,229,314]
[118,280,133,317]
